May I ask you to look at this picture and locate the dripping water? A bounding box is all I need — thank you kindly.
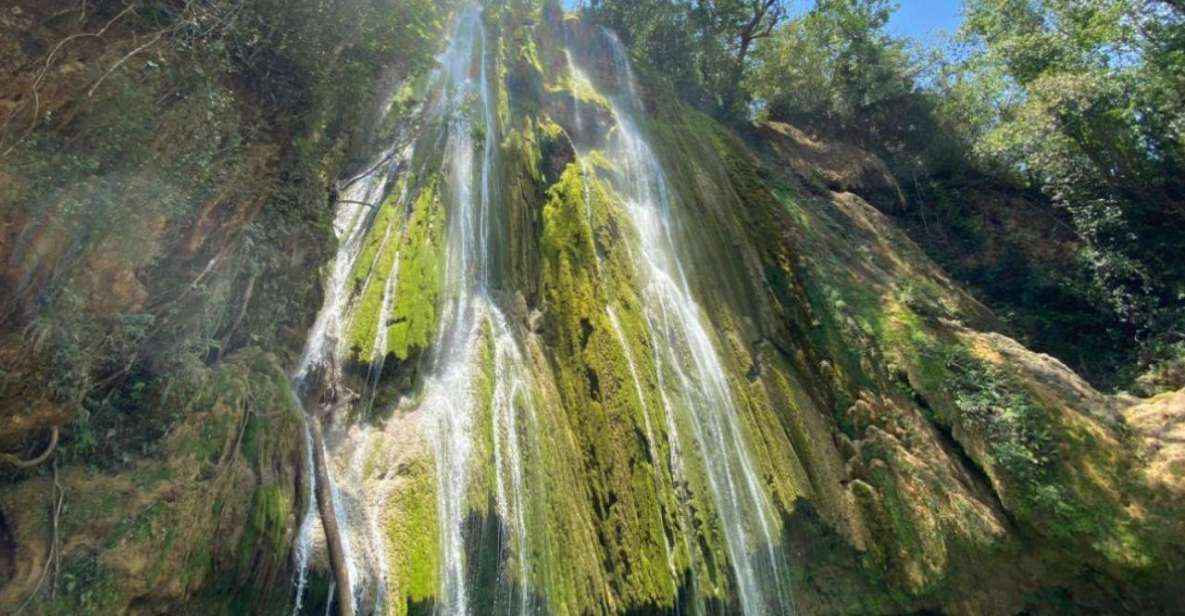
[605,307,678,583]
[290,156,395,614]
[569,32,796,615]
[416,8,537,615]
[288,6,543,615]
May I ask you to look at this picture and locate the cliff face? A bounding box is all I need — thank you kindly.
[0,0,450,611]
[2,2,1183,615]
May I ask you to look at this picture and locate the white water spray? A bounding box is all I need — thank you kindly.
[290,156,393,614]
[416,9,538,615]
[570,32,796,615]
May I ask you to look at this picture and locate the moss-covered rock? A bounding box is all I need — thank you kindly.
[387,179,447,362]
[0,350,307,613]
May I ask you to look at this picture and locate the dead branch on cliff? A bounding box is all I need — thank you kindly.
[310,416,354,616]
[0,426,60,470]
[13,458,64,614]
[0,3,138,157]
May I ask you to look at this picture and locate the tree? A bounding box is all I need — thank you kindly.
[747,0,922,144]
[947,0,1185,333]
[691,0,788,113]
[582,0,788,116]
[581,0,699,104]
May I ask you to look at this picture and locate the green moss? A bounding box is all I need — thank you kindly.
[469,319,499,511]
[387,177,446,361]
[238,485,293,566]
[385,459,441,616]
[50,555,124,616]
[345,194,406,361]
[349,181,407,291]
[535,160,696,611]
[541,163,595,265]
[183,545,214,590]
[538,118,566,141]
[545,69,612,113]
[892,331,1159,573]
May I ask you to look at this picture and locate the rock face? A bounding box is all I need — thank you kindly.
[0,350,308,613]
[1,2,1183,615]
[0,0,447,612]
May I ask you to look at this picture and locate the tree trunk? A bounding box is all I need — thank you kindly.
[723,37,754,113]
[310,417,354,616]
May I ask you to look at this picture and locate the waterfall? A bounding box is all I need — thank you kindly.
[570,32,796,615]
[562,50,598,240]
[418,10,485,614]
[289,146,395,614]
[287,6,794,614]
[605,307,679,582]
[287,7,542,614]
[416,8,536,615]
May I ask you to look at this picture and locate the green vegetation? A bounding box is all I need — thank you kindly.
[3,1,1184,614]
[747,0,918,145]
[384,457,441,616]
[345,194,406,362]
[905,337,1162,573]
[584,0,787,116]
[942,0,1185,384]
[388,179,447,361]
[588,0,1185,390]
[342,174,447,367]
[0,0,456,467]
[0,0,451,610]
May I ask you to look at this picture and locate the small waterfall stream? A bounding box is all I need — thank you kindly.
[290,140,398,614]
[570,32,796,615]
[288,7,541,614]
[408,8,537,615]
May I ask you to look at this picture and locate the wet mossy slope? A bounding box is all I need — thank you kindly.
[0,0,454,612]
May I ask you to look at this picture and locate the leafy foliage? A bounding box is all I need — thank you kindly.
[0,0,453,466]
[939,0,1185,383]
[581,0,788,116]
[749,1,909,136]
[621,0,1185,388]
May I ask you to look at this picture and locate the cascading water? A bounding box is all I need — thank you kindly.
[605,307,679,581]
[289,7,541,615]
[569,33,796,615]
[411,8,537,615]
[288,6,793,614]
[289,141,400,614]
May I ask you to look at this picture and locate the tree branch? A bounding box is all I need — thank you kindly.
[311,418,354,616]
[1,3,138,157]
[87,30,165,98]
[1,426,60,469]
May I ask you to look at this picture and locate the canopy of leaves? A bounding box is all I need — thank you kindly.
[942,0,1185,339]
[581,0,788,115]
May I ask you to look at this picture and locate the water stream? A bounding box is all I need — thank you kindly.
[414,8,536,615]
[570,32,795,615]
[290,147,397,614]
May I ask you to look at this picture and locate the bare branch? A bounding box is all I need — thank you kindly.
[87,30,165,97]
[1,3,138,157]
[1,426,60,469]
[13,460,62,614]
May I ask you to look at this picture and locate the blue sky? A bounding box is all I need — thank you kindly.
[562,1,966,44]
[883,0,964,42]
[784,0,965,42]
